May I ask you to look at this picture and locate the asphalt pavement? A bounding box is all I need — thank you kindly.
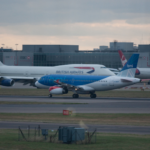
[0,121,150,134]
[0,95,150,113]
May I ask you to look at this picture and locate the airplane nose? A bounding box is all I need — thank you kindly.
[35,81,39,87]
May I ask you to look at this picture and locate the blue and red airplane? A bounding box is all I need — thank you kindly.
[35,54,141,98]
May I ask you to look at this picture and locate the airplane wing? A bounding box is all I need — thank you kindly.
[54,79,94,92]
[0,76,38,86]
[54,79,84,91]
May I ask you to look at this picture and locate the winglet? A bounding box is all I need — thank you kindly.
[117,54,139,78]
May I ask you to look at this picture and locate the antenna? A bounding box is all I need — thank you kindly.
[1,44,5,48]
[114,40,118,50]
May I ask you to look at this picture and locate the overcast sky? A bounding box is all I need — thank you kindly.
[0,0,150,50]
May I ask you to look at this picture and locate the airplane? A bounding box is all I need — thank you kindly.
[118,50,150,82]
[0,62,115,87]
[35,54,141,98]
[107,68,119,75]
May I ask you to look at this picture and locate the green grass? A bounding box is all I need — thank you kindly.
[0,88,150,98]
[1,113,150,126]
[0,129,150,150]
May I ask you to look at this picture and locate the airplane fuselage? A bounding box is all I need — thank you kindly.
[0,64,115,79]
[36,74,140,91]
[135,68,150,79]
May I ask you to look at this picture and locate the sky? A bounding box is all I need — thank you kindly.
[0,0,150,50]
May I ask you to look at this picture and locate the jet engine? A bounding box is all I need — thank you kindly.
[49,86,68,95]
[0,78,14,86]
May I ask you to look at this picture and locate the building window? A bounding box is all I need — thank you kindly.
[39,48,42,52]
[20,56,26,59]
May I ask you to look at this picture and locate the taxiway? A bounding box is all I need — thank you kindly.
[0,95,150,113]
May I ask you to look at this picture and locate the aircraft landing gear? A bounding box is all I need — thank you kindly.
[49,94,52,98]
[90,94,96,98]
[72,94,79,98]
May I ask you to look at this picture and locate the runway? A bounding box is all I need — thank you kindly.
[0,95,150,113]
[1,96,150,134]
[0,121,150,134]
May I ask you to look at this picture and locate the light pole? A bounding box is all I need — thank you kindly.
[2,44,5,48]
[15,44,18,50]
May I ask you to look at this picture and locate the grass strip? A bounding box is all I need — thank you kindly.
[0,89,150,98]
[0,101,87,105]
[0,129,150,150]
[0,113,150,126]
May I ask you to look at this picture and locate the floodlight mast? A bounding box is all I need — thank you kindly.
[15,44,18,50]
[1,44,5,48]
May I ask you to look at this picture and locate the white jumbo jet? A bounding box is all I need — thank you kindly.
[35,54,141,98]
[118,50,150,81]
[0,61,115,87]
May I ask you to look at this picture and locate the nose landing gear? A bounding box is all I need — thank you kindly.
[90,94,96,98]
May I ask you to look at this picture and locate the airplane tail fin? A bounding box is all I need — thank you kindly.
[0,61,4,66]
[118,50,127,67]
[117,54,139,78]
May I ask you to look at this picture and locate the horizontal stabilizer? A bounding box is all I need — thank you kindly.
[121,79,132,82]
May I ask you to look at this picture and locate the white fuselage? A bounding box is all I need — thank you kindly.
[135,68,150,79]
[0,64,115,80]
[83,76,140,91]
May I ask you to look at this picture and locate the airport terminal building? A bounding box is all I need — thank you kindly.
[0,42,150,69]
